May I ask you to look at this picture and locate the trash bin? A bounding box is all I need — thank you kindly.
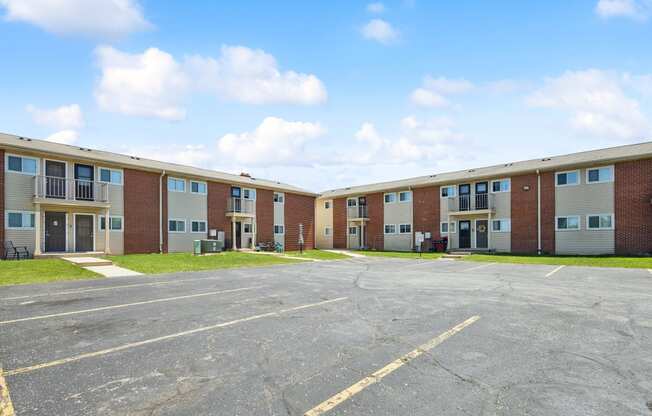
[193,240,202,256]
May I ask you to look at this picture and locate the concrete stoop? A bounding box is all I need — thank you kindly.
[61,257,113,267]
[61,257,142,277]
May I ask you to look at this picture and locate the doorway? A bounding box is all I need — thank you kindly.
[45,212,66,252]
[475,182,488,210]
[459,220,471,249]
[459,184,471,211]
[45,160,66,199]
[75,214,94,252]
[235,221,242,249]
[75,163,94,201]
[476,219,488,249]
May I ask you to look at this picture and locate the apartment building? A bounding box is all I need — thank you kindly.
[1,133,316,257]
[316,141,652,255]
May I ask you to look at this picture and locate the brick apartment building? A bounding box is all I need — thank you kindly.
[316,141,652,256]
[0,133,315,257]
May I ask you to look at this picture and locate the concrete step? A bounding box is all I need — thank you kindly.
[61,257,113,267]
[443,254,467,259]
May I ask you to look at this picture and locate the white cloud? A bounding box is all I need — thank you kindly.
[366,2,385,13]
[0,0,151,37]
[217,117,325,166]
[94,46,189,121]
[46,129,79,145]
[410,76,474,107]
[527,69,651,140]
[361,19,399,44]
[595,0,650,20]
[410,88,448,107]
[26,104,83,129]
[185,45,327,105]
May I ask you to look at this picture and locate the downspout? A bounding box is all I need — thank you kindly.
[159,170,166,253]
[536,169,542,255]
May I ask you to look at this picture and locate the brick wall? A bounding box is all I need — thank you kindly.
[256,188,274,243]
[615,159,652,255]
[124,169,161,254]
[413,186,440,243]
[284,193,315,251]
[333,198,347,249]
[511,174,539,253]
[0,149,4,251]
[540,172,555,254]
[208,181,231,249]
[366,193,384,250]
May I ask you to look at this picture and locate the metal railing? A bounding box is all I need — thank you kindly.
[447,193,494,212]
[347,205,369,219]
[228,197,255,214]
[34,176,109,203]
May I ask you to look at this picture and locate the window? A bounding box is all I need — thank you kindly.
[441,185,456,198]
[99,168,123,185]
[399,191,412,202]
[348,226,357,235]
[324,201,331,209]
[347,198,357,207]
[384,224,396,234]
[491,219,511,232]
[243,188,256,200]
[7,155,37,175]
[168,219,186,233]
[100,216,123,231]
[274,192,284,203]
[190,181,207,194]
[324,227,332,236]
[440,222,456,234]
[384,193,396,203]
[491,179,510,193]
[587,166,613,184]
[556,216,580,231]
[6,211,35,229]
[556,170,579,187]
[244,223,253,233]
[191,220,207,233]
[168,178,186,192]
[399,224,412,234]
[231,186,241,198]
[587,214,614,230]
[274,224,285,234]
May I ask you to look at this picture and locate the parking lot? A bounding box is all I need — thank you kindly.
[1,257,652,415]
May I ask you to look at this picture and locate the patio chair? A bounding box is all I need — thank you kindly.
[4,241,30,260]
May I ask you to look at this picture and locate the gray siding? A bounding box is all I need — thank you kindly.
[168,179,208,253]
[383,192,412,251]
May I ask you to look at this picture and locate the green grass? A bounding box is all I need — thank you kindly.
[357,250,444,260]
[283,249,350,260]
[0,259,100,286]
[107,251,304,274]
[466,253,652,269]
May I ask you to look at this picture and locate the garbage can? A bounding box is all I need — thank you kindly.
[193,240,202,255]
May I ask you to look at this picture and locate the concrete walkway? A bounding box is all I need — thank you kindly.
[62,257,142,277]
[322,249,366,258]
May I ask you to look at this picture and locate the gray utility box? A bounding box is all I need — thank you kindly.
[194,239,224,255]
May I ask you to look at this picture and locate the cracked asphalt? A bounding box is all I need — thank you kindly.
[1,257,652,415]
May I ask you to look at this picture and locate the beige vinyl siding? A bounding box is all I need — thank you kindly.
[491,224,511,252]
[5,169,37,211]
[168,179,208,253]
[96,178,125,254]
[555,168,614,255]
[491,186,511,252]
[5,228,36,254]
[383,192,412,251]
[274,195,284,246]
[315,199,333,249]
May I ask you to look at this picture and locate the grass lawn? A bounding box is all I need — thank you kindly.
[466,253,652,269]
[357,250,444,260]
[108,251,304,274]
[0,259,100,286]
[283,249,350,260]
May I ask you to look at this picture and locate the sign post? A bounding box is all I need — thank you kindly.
[298,223,305,254]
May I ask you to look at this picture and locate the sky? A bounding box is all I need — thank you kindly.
[1,0,651,192]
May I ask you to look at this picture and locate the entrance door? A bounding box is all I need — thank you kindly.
[45,160,66,199]
[475,182,488,210]
[45,212,66,252]
[459,184,471,211]
[476,220,488,249]
[235,221,242,249]
[75,215,94,252]
[75,164,94,201]
[459,220,471,249]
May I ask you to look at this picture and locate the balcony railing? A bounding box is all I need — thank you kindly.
[34,176,109,203]
[347,205,369,219]
[227,197,255,215]
[448,193,494,212]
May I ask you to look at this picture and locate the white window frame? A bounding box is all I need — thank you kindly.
[491,178,511,193]
[586,213,614,230]
[348,226,357,235]
[399,223,412,234]
[6,153,39,176]
[243,188,256,200]
[440,222,449,234]
[168,177,186,193]
[555,170,580,187]
[168,218,187,233]
[384,224,397,234]
[98,167,124,186]
[243,223,253,233]
[555,215,581,231]
[586,166,614,184]
[5,211,36,230]
[274,224,285,235]
[324,226,332,236]
[99,215,124,232]
[440,185,456,198]
[190,220,207,233]
[347,198,358,207]
[399,191,412,203]
[491,218,511,233]
[273,192,284,203]
[190,180,207,195]
[384,192,396,204]
[324,200,331,209]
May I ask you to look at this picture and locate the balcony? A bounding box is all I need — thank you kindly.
[226,197,255,217]
[447,194,495,214]
[347,205,369,220]
[34,176,109,206]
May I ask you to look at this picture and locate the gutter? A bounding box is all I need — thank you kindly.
[536,169,542,255]
[159,170,166,253]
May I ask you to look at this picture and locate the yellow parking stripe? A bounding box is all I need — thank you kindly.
[303,315,481,416]
[545,265,565,277]
[4,297,347,377]
[0,367,15,416]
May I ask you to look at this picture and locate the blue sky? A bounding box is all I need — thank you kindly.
[1,0,651,191]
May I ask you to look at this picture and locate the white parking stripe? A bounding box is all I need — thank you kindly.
[0,286,265,325]
[4,297,348,377]
[462,263,495,272]
[648,269,652,275]
[545,265,565,277]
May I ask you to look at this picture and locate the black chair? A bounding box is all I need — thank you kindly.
[4,241,30,260]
